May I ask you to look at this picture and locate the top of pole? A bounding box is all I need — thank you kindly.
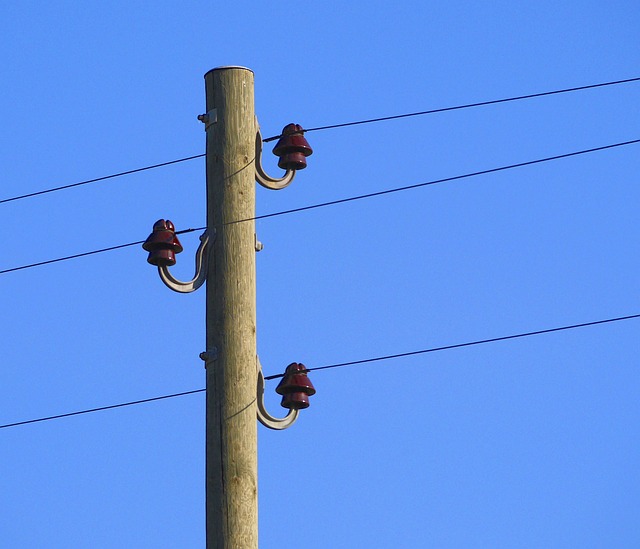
[205,66,253,78]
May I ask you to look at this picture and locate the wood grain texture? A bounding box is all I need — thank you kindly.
[204,67,258,549]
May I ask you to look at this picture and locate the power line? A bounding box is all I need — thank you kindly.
[0,240,144,275]
[0,153,205,206]
[2,77,637,207]
[0,389,205,429]
[266,312,640,379]
[2,137,638,276]
[263,76,640,141]
[237,138,640,222]
[0,228,201,275]
[2,312,637,430]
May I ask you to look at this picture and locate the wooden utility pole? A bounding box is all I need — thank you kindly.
[203,66,258,549]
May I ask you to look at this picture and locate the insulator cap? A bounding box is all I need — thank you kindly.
[142,219,183,267]
[272,124,313,171]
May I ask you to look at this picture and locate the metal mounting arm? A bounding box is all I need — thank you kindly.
[158,231,211,293]
[254,121,296,190]
[256,358,299,430]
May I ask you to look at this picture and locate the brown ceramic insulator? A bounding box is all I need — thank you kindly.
[142,219,183,266]
[272,124,313,170]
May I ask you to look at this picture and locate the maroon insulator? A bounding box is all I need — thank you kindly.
[272,124,313,170]
[142,219,184,267]
[276,362,316,410]
[281,392,310,410]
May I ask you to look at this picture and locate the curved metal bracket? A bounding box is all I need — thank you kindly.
[158,231,211,293]
[256,358,299,430]
[255,121,296,190]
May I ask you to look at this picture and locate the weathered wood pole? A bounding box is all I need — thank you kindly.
[203,66,258,549]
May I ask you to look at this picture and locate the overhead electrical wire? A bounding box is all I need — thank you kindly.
[0,228,201,275]
[0,153,205,206]
[265,313,640,379]
[1,312,638,430]
[262,76,640,141]
[1,77,637,206]
[1,137,638,276]
[2,79,637,432]
[1,239,145,275]
[240,138,640,224]
[0,389,206,430]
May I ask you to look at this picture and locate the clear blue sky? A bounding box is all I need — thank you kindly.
[1,2,639,547]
